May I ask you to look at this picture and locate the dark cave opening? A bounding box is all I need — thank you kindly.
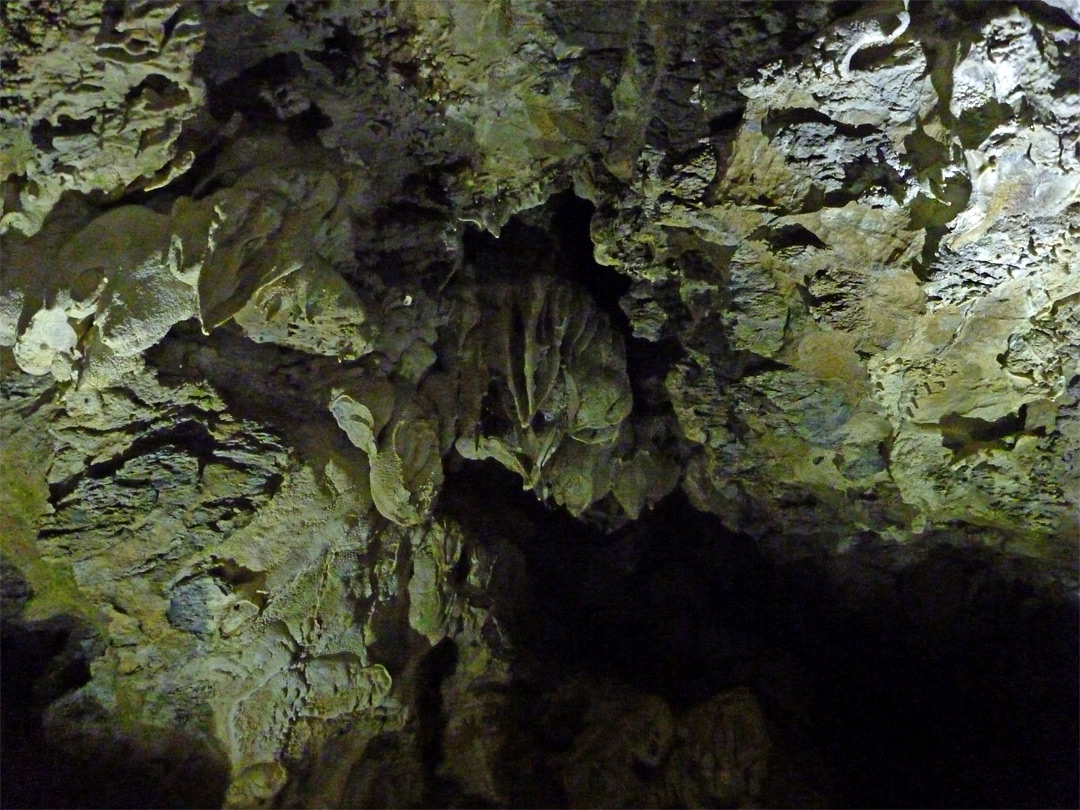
[416,637,462,808]
[438,459,1080,809]
[546,190,632,333]
[460,188,632,321]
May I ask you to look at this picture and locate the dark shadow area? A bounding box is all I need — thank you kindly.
[461,188,631,323]
[417,638,462,808]
[546,190,632,333]
[0,567,230,810]
[765,548,1079,809]
[438,459,1080,809]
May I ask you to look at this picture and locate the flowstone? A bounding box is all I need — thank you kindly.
[455,275,633,513]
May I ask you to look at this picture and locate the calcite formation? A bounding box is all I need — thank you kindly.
[588,1,1080,557]
[1,0,204,236]
[1,1,1077,808]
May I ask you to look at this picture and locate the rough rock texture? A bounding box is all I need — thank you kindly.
[1,2,1078,809]
[1,0,205,236]
[586,0,1080,558]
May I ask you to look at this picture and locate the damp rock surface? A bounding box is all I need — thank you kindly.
[1,2,1077,809]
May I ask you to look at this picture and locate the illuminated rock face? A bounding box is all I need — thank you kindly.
[588,2,1080,558]
[1,1,205,237]
[1,2,1077,808]
[583,0,1078,559]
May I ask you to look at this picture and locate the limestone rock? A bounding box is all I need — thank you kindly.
[591,1,1079,560]
[1,0,204,236]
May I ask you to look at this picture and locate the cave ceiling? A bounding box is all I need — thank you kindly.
[1,1,1078,808]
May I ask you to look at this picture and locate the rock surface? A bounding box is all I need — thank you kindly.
[1,1,1077,808]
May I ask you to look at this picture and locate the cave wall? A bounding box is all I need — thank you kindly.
[1,1,1077,808]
